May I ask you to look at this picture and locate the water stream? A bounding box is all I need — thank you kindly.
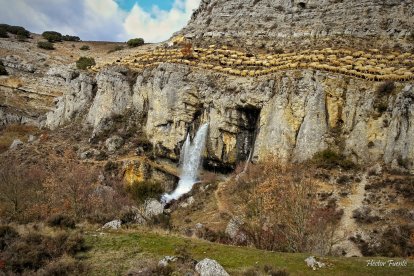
[162,123,209,203]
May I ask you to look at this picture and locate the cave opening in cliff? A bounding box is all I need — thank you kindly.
[202,106,261,175]
[236,106,261,164]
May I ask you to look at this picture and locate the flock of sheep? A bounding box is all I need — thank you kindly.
[93,45,414,81]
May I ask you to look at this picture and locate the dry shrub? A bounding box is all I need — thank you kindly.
[0,158,45,222]
[311,149,357,170]
[232,156,342,254]
[0,225,19,250]
[42,158,133,222]
[351,225,414,257]
[40,160,99,219]
[1,226,88,274]
[127,180,164,204]
[0,154,133,224]
[40,257,88,276]
[201,171,219,184]
[47,214,76,229]
[352,207,380,224]
[181,42,193,58]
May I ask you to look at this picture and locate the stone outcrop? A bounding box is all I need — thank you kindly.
[179,0,414,51]
[45,63,414,172]
[45,65,95,129]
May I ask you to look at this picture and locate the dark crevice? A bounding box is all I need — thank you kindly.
[235,105,261,163]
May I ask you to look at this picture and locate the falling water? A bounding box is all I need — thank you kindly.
[162,123,209,203]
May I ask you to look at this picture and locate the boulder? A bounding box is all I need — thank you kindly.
[158,256,177,267]
[28,135,36,143]
[105,135,124,153]
[305,256,326,270]
[9,139,23,150]
[79,148,100,160]
[195,258,229,276]
[179,196,195,208]
[225,217,246,243]
[102,219,122,230]
[144,199,164,218]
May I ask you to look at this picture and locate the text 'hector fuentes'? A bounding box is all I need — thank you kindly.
[366,259,408,267]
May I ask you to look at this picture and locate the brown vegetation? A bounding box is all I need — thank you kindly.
[0,225,88,274]
[181,42,193,58]
[230,157,343,255]
[0,151,133,224]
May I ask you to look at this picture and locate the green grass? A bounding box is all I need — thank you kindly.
[84,229,414,275]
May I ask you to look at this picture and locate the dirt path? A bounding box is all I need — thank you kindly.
[334,173,367,257]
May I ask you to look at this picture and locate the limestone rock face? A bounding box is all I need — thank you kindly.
[45,66,95,129]
[384,85,414,167]
[86,66,136,135]
[45,64,414,172]
[2,55,35,73]
[179,0,414,51]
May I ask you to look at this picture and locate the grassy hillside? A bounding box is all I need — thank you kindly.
[84,228,414,275]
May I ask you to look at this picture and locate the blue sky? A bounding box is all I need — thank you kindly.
[115,0,173,12]
[0,0,200,42]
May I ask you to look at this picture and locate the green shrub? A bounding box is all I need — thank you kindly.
[62,35,80,42]
[42,31,62,42]
[0,28,8,38]
[0,60,8,75]
[79,45,90,51]
[76,57,95,70]
[37,41,55,50]
[127,180,164,203]
[127,38,144,48]
[108,45,124,53]
[311,149,357,170]
[8,26,29,37]
[47,214,76,229]
[0,24,30,38]
[16,34,27,42]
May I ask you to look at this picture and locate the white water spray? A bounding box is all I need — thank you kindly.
[162,123,209,203]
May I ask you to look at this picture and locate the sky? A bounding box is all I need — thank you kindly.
[0,0,200,42]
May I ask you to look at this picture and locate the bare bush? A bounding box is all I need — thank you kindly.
[232,157,342,254]
[1,226,88,274]
[0,158,45,222]
[0,153,132,224]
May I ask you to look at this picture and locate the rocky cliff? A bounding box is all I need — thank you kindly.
[180,0,414,51]
[44,63,414,172]
[2,0,414,173]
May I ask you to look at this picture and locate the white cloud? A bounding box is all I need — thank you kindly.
[0,0,200,42]
[124,0,200,42]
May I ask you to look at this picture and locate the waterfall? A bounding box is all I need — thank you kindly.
[162,123,209,203]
